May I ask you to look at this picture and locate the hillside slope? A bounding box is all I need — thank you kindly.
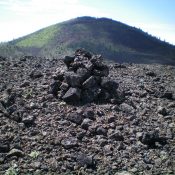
[1,16,175,64]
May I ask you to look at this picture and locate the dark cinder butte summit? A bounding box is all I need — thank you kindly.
[1,16,175,64]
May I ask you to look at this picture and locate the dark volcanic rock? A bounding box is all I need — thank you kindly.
[77,153,95,168]
[64,56,74,68]
[96,126,107,136]
[1,49,175,174]
[62,87,81,104]
[60,82,69,92]
[81,87,101,103]
[101,77,119,91]
[109,131,124,141]
[77,68,91,81]
[50,81,61,96]
[61,137,78,149]
[161,91,173,99]
[82,76,98,89]
[53,70,64,81]
[85,61,94,71]
[146,71,156,77]
[140,132,167,147]
[67,112,83,125]
[7,105,17,115]
[81,118,93,130]
[107,116,116,123]
[83,108,95,120]
[0,144,10,153]
[120,103,135,114]
[157,106,167,116]
[22,115,35,125]
[20,81,30,87]
[65,72,82,87]
[29,70,43,79]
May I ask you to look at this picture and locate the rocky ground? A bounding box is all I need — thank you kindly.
[0,50,175,175]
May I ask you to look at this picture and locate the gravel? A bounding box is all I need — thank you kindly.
[0,50,175,174]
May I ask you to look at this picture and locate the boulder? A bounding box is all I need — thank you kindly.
[90,55,103,68]
[91,55,109,76]
[101,77,119,91]
[50,81,61,96]
[63,56,74,68]
[76,153,95,168]
[120,103,135,114]
[29,70,43,79]
[83,108,95,120]
[60,82,69,92]
[109,130,124,141]
[76,68,90,81]
[81,118,93,130]
[53,70,64,81]
[96,126,107,136]
[70,61,85,71]
[62,87,81,104]
[82,76,98,89]
[140,132,167,147]
[61,137,78,149]
[81,87,101,103]
[67,112,83,125]
[85,61,94,71]
[64,72,82,87]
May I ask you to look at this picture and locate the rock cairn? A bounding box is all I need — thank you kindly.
[50,49,124,104]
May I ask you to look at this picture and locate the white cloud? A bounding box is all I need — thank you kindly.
[4,0,106,16]
[0,0,109,42]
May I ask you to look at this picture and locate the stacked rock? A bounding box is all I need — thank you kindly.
[51,49,123,104]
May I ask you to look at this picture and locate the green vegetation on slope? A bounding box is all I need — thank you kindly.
[0,43,23,58]
[15,24,59,48]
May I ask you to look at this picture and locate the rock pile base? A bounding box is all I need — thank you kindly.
[51,49,124,104]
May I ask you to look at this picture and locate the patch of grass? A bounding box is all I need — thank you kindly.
[16,25,59,48]
[5,164,19,175]
[29,150,40,159]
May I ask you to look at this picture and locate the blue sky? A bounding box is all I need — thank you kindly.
[0,0,175,45]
